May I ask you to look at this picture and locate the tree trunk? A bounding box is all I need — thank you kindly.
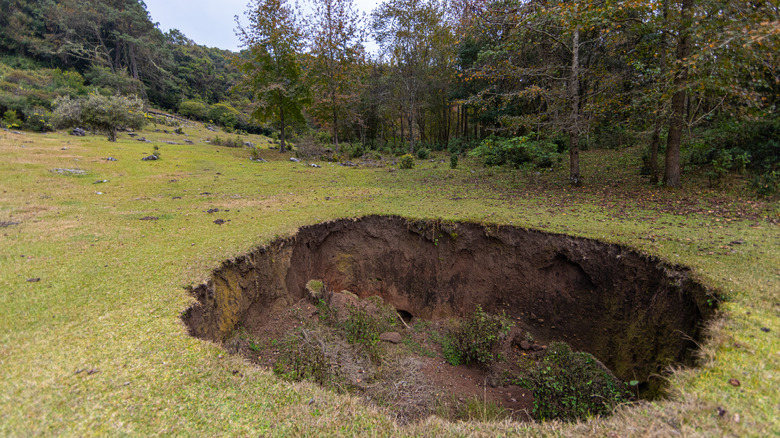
[649,0,669,185]
[664,0,693,188]
[279,107,286,153]
[568,26,581,186]
[649,120,661,183]
[332,98,339,153]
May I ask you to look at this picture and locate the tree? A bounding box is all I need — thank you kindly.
[463,0,622,185]
[305,0,365,152]
[53,94,147,141]
[236,0,308,153]
[663,0,694,188]
[372,0,447,154]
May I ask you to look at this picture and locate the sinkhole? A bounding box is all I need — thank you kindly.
[182,215,716,422]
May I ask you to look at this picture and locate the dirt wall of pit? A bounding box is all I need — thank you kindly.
[183,215,715,392]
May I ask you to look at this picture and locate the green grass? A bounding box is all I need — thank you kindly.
[0,124,778,436]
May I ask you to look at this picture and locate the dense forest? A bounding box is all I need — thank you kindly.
[1,0,778,190]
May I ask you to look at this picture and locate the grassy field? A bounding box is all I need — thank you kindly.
[1,123,778,437]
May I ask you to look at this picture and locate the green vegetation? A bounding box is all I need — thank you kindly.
[53,94,147,141]
[521,342,633,422]
[0,0,778,434]
[449,306,513,366]
[0,125,777,435]
[399,154,415,169]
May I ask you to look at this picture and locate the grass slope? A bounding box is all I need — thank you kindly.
[0,125,778,437]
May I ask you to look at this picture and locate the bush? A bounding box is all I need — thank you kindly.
[273,328,333,385]
[178,100,208,120]
[207,103,241,128]
[399,154,415,169]
[450,153,459,169]
[341,142,365,159]
[454,305,512,366]
[752,170,779,196]
[469,134,561,169]
[2,110,22,129]
[416,147,430,160]
[22,109,53,132]
[524,342,632,421]
[53,94,147,141]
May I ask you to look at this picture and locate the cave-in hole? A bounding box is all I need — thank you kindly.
[397,309,413,324]
[182,215,716,424]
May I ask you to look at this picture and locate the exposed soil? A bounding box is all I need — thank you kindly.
[183,215,717,422]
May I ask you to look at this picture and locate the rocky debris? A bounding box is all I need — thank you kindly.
[164,140,178,145]
[206,208,220,214]
[26,278,41,283]
[0,221,21,228]
[250,157,267,163]
[340,161,356,167]
[139,216,158,221]
[213,219,226,225]
[519,340,532,350]
[128,133,138,137]
[71,128,86,136]
[141,154,159,161]
[61,147,68,150]
[289,157,300,162]
[206,124,218,132]
[93,180,109,184]
[51,168,86,175]
[309,163,321,168]
[380,332,403,344]
[244,141,255,147]
[184,139,194,144]
[104,157,117,161]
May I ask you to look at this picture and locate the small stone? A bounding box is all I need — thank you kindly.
[379,332,402,344]
[141,154,159,161]
[728,378,740,387]
[71,127,86,136]
[26,278,41,283]
[310,163,321,168]
[94,180,109,184]
[213,219,226,225]
[290,157,300,162]
[760,327,770,333]
[519,340,531,350]
[105,157,117,161]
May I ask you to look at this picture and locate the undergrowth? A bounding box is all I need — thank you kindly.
[519,342,633,421]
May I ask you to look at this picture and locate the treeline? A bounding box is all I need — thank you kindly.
[1,0,777,191]
[0,0,265,132]
[238,0,778,191]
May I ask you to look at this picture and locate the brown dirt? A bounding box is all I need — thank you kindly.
[183,215,717,420]
[223,294,536,423]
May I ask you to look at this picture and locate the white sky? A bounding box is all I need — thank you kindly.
[143,0,380,52]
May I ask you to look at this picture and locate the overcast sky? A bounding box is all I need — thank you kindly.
[143,0,379,52]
